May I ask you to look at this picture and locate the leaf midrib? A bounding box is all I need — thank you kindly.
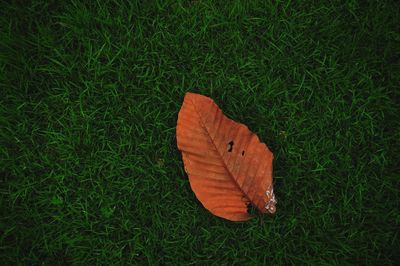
[189,96,252,206]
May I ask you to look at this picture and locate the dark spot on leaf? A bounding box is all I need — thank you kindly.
[227,140,234,152]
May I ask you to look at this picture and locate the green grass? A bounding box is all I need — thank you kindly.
[1,0,399,264]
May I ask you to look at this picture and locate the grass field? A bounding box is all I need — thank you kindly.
[1,0,399,264]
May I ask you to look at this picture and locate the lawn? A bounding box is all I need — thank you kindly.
[1,0,399,265]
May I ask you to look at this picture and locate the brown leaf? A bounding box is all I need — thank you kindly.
[176,92,277,221]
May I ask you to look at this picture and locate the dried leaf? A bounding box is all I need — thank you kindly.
[176,92,277,221]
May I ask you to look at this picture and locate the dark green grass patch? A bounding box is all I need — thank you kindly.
[1,0,399,264]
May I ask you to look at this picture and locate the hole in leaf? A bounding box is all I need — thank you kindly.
[241,150,245,156]
[227,141,234,152]
[246,203,257,215]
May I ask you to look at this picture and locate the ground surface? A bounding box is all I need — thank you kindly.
[1,1,399,265]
